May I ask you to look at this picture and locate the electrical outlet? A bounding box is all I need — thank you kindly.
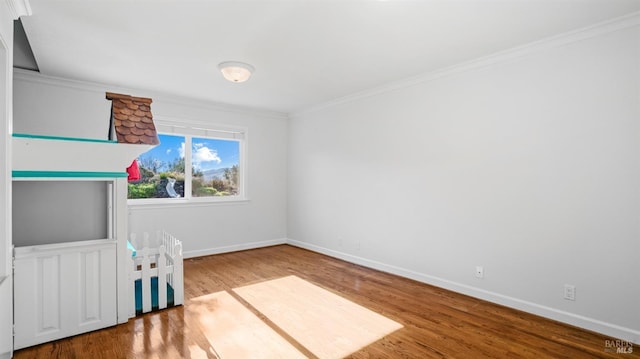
[475,266,484,278]
[564,284,576,301]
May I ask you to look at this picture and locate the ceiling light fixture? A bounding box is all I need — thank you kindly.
[218,61,254,83]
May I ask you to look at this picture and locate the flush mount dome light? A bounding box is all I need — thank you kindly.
[218,61,255,83]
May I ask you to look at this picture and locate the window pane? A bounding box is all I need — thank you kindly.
[128,134,186,199]
[191,137,240,197]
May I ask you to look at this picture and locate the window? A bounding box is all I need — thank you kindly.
[128,125,245,202]
[191,137,240,197]
[130,134,186,199]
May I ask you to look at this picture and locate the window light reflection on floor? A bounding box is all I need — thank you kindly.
[187,276,403,359]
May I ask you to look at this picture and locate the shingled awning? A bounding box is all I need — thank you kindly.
[106,92,159,145]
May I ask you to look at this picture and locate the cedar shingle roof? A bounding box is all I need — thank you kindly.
[106,92,159,145]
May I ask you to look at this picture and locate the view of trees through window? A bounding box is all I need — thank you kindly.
[128,134,241,200]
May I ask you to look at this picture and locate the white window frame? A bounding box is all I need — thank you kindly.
[127,120,248,207]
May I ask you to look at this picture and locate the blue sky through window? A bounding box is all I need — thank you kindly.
[192,137,239,172]
[139,134,239,173]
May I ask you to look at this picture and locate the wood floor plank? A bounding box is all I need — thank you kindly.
[13,245,638,358]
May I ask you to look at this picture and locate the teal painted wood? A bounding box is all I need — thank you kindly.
[127,241,137,257]
[12,133,117,144]
[12,171,128,178]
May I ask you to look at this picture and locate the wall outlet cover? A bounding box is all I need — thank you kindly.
[563,284,576,301]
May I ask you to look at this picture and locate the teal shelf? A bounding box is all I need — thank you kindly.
[13,171,128,178]
[13,133,117,144]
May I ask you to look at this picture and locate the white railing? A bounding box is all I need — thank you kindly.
[127,231,183,317]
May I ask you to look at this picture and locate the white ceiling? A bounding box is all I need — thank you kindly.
[20,0,640,114]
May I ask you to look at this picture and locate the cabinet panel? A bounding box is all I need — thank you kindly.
[14,240,117,349]
[81,250,100,324]
[38,255,61,335]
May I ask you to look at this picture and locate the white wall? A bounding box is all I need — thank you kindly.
[0,2,13,357]
[288,19,640,342]
[13,181,108,246]
[13,71,288,258]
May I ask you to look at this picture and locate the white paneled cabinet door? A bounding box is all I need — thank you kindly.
[13,240,117,349]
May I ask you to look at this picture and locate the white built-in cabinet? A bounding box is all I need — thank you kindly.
[13,240,117,349]
[11,134,153,349]
[11,178,119,349]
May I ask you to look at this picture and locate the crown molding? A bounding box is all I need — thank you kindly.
[6,0,32,19]
[292,11,640,119]
[13,69,288,120]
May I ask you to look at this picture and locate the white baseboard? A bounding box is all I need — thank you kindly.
[183,238,287,259]
[286,238,640,345]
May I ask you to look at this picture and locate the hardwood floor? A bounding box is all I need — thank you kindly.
[14,245,637,358]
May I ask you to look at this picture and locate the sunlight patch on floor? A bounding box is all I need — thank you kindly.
[187,291,307,359]
[187,344,213,359]
[234,275,403,359]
